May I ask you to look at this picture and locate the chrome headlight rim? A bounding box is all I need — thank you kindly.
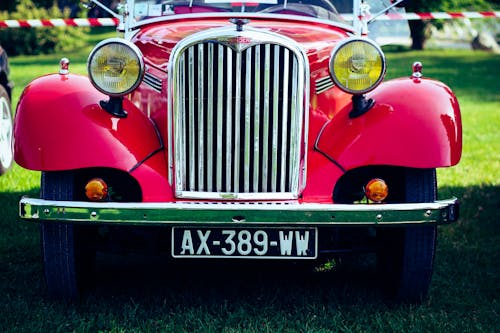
[329,37,386,95]
[87,38,145,97]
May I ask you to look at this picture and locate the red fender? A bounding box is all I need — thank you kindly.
[14,73,164,173]
[315,77,462,171]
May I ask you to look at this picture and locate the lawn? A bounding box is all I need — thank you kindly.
[0,31,499,332]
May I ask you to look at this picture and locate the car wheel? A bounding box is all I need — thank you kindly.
[377,168,437,303]
[40,171,95,300]
[0,85,13,175]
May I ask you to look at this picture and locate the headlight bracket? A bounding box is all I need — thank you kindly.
[349,95,375,118]
[100,96,127,118]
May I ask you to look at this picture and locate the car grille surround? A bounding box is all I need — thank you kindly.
[169,27,309,200]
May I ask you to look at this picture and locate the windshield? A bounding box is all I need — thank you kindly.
[131,0,354,22]
[128,0,409,43]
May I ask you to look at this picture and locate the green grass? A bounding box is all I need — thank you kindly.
[1,38,499,332]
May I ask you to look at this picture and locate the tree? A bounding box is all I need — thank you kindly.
[0,0,17,11]
[403,0,442,50]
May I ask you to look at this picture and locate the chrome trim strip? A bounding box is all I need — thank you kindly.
[291,57,301,191]
[315,76,335,94]
[175,55,186,190]
[143,72,162,92]
[290,42,308,194]
[19,197,459,226]
[176,191,297,201]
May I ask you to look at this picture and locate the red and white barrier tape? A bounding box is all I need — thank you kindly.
[0,12,498,28]
[0,17,119,28]
[353,11,500,21]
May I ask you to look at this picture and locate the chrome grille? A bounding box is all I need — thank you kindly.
[170,29,308,199]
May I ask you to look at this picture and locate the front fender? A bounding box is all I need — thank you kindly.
[14,73,163,172]
[315,77,462,170]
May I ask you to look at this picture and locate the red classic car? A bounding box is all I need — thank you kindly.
[0,44,13,175]
[14,0,462,301]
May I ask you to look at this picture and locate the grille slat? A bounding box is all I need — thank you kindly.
[207,43,214,191]
[197,44,205,191]
[281,48,290,192]
[233,50,242,193]
[187,47,196,191]
[216,44,224,192]
[262,44,271,192]
[172,32,306,199]
[271,45,279,192]
[244,48,252,192]
[177,56,186,189]
[290,58,300,191]
[225,47,233,193]
[253,45,261,193]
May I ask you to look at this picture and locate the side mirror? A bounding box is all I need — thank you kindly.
[81,0,121,19]
[80,0,96,9]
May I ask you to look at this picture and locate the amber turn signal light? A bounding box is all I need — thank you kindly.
[364,178,388,203]
[85,178,108,201]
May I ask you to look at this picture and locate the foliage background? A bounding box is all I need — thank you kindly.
[0,0,87,55]
[1,0,500,53]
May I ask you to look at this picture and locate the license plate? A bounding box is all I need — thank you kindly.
[172,227,317,259]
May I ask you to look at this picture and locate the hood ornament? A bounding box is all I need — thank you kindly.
[229,18,250,32]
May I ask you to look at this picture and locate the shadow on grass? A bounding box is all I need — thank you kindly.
[1,184,498,313]
[88,253,383,311]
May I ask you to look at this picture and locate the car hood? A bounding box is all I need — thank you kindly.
[131,16,351,72]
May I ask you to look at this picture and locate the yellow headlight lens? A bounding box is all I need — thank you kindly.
[88,38,144,96]
[329,38,386,94]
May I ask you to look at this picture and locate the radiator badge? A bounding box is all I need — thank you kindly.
[218,35,257,53]
[219,18,255,52]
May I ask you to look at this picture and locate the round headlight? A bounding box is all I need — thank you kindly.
[88,38,144,97]
[329,38,386,94]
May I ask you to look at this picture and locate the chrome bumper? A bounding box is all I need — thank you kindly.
[19,197,459,226]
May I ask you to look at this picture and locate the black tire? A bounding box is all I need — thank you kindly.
[40,171,95,300]
[377,168,437,303]
[0,85,13,175]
